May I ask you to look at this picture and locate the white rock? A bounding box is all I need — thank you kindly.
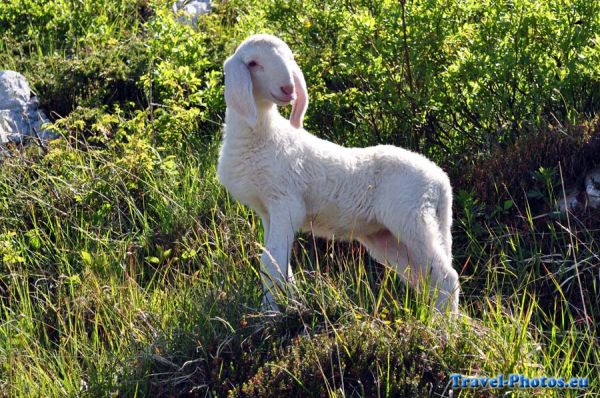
[0,70,31,109]
[585,167,600,209]
[0,70,54,146]
[172,0,211,25]
[558,189,582,213]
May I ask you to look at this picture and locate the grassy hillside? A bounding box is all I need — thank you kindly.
[0,0,598,396]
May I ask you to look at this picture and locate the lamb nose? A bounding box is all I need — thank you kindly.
[280,85,294,96]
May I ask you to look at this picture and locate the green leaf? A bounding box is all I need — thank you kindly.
[81,250,93,266]
[146,256,161,264]
[65,274,81,286]
[181,249,197,260]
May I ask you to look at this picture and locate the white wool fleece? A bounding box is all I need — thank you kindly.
[218,34,460,314]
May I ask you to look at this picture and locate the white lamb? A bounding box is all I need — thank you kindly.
[217,34,460,313]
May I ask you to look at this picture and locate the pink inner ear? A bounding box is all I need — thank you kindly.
[290,63,308,129]
[224,56,257,127]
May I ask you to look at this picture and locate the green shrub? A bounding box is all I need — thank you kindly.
[0,0,147,52]
[216,0,600,163]
[143,7,224,147]
[461,117,600,214]
[234,320,450,397]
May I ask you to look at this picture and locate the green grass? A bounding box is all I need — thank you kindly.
[0,140,597,397]
[0,0,599,396]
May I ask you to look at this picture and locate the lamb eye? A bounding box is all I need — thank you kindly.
[247,60,258,67]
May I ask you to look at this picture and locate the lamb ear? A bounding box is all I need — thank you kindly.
[290,62,308,129]
[224,55,257,128]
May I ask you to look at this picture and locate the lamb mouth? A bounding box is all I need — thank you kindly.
[271,92,295,104]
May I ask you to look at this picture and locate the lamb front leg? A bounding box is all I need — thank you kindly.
[260,199,305,311]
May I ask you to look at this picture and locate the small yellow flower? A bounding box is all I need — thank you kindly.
[303,19,312,28]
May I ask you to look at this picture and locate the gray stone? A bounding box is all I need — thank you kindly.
[172,0,211,25]
[585,167,600,209]
[0,70,30,109]
[0,70,55,146]
[558,189,582,213]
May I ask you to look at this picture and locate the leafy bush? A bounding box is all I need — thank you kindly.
[218,0,600,163]
[462,117,600,214]
[0,0,148,51]
[143,7,224,147]
[234,320,450,397]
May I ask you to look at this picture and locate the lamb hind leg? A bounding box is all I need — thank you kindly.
[400,213,460,313]
[361,227,459,314]
[360,229,414,284]
[405,234,459,314]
